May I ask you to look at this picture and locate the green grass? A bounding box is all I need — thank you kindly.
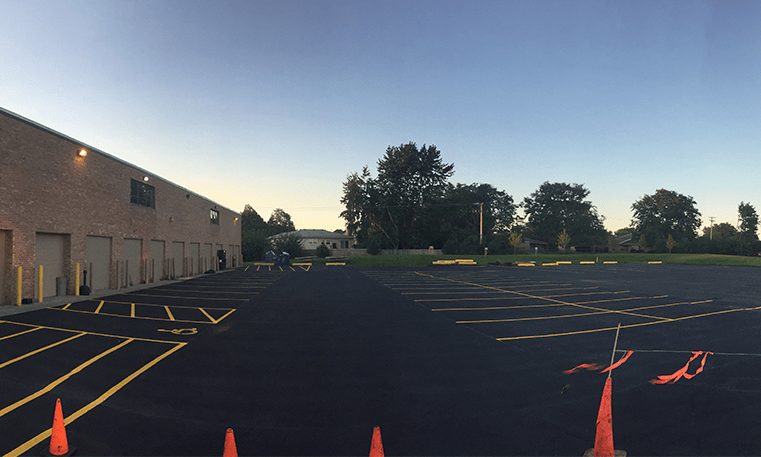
[243,253,761,268]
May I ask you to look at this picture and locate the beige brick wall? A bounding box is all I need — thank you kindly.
[0,109,241,304]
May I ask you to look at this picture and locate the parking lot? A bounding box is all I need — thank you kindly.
[1,263,761,455]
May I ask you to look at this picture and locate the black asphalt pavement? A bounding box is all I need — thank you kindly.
[2,263,761,455]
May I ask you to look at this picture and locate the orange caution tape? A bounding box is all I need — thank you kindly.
[601,350,634,374]
[650,351,714,385]
[563,363,603,374]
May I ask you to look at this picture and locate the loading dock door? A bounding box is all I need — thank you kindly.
[86,236,112,291]
[124,239,142,286]
[190,242,200,275]
[0,231,7,305]
[36,233,66,298]
[204,243,212,272]
[151,240,165,281]
[171,242,184,278]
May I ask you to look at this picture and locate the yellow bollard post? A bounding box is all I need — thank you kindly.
[75,262,80,296]
[37,265,43,303]
[16,266,22,306]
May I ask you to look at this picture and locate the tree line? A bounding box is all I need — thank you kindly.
[240,206,304,260]
[340,142,761,256]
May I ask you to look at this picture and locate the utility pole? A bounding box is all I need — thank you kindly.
[709,216,715,240]
[479,202,483,245]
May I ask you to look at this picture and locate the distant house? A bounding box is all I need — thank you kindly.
[516,237,549,253]
[268,229,356,255]
[614,233,642,252]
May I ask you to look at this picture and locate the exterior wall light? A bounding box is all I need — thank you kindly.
[143,176,149,182]
[78,149,87,157]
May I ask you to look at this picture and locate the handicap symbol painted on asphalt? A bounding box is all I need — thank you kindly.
[157,328,198,335]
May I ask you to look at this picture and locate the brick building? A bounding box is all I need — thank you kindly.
[0,107,241,306]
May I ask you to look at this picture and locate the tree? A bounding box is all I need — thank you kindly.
[421,183,517,252]
[738,202,759,240]
[702,222,737,240]
[241,205,271,261]
[340,142,455,249]
[241,205,267,233]
[509,231,523,255]
[638,234,648,253]
[521,182,607,248]
[267,208,295,235]
[666,234,676,253]
[557,229,571,253]
[271,232,303,257]
[631,189,701,249]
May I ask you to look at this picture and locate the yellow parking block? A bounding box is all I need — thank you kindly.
[292,262,312,266]
[516,263,535,267]
[648,261,663,264]
[603,261,618,264]
[432,260,456,265]
[580,261,596,265]
[557,261,572,265]
[326,262,346,266]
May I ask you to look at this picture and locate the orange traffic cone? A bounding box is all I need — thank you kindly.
[223,428,238,457]
[369,426,384,457]
[48,398,75,456]
[593,377,614,457]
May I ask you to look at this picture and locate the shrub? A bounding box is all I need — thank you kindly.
[315,243,331,258]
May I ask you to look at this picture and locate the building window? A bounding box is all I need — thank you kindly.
[210,209,220,225]
[130,179,155,209]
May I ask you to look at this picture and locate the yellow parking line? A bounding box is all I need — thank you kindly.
[62,303,72,310]
[95,300,104,314]
[0,320,187,344]
[0,327,41,341]
[50,307,212,325]
[164,306,175,321]
[0,333,86,370]
[130,303,136,318]
[0,339,134,419]
[199,307,216,323]
[6,343,185,457]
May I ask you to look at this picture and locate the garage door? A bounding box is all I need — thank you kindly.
[189,242,200,275]
[86,236,111,291]
[171,242,184,278]
[0,231,7,305]
[36,233,66,298]
[151,240,165,281]
[124,239,142,286]
[203,243,212,272]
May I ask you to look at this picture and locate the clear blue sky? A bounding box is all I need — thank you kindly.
[2,0,759,233]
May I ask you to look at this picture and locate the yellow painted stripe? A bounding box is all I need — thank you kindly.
[6,343,185,457]
[244,265,250,271]
[0,333,86,369]
[0,339,133,418]
[603,261,618,264]
[49,306,216,325]
[415,272,671,321]
[213,309,236,324]
[580,261,596,265]
[130,303,136,318]
[199,307,216,323]
[649,261,663,264]
[164,306,175,321]
[0,327,41,341]
[103,300,236,311]
[0,320,187,344]
[61,303,72,310]
[94,300,104,314]
[122,292,249,301]
[497,302,750,341]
